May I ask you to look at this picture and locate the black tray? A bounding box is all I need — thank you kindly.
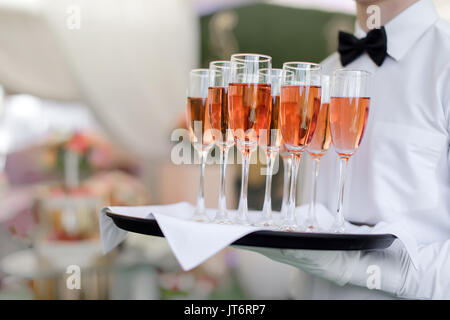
[106,211,396,251]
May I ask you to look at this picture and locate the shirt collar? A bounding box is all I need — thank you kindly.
[354,0,439,61]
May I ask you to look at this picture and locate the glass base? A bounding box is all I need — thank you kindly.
[215,219,233,225]
[214,212,233,225]
[303,223,321,233]
[234,215,250,226]
[279,221,300,232]
[330,221,345,233]
[302,218,320,233]
[254,219,276,229]
[190,212,210,223]
[272,216,285,228]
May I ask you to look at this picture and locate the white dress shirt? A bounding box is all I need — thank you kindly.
[301,0,450,299]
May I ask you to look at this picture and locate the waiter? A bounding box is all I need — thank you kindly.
[245,0,450,299]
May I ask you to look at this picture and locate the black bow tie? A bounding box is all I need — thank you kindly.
[338,27,388,67]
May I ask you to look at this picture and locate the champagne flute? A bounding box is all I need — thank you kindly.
[279,62,321,231]
[304,75,331,232]
[258,68,283,227]
[186,69,213,222]
[329,69,371,233]
[207,61,234,224]
[228,53,272,225]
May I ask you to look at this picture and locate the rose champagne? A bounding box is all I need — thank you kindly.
[228,83,272,148]
[208,86,233,147]
[329,97,370,157]
[307,102,331,158]
[186,97,213,148]
[262,95,282,150]
[280,85,321,153]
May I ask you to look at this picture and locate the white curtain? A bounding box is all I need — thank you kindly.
[0,0,199,158]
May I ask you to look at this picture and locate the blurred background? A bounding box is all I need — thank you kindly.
[0,0,448,300]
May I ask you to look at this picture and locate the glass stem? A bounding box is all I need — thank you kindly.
[306,157,320,231]
[284,152,302,229]
[195,149,208,216]
[280,155,292,221]
[333,156,349,233]
[236,149,251,224]
[216,146,229,220]
[262,151,277,221]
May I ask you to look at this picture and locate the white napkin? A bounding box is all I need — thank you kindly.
[99,202,419,271]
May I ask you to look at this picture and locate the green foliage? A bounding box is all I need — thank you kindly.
[200,3,355,68]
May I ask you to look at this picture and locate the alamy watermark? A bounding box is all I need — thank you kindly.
[66,265,81,290]
[366,5,381,30]
[66,5,81,30]
[171,122,283,175]
[366,264,381,290]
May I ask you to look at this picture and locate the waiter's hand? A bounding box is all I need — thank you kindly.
[235,241,414,298]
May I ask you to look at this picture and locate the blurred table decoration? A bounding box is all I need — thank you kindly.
[0,128,156,299]
[40,131,140,185]
[33,170,151,265]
